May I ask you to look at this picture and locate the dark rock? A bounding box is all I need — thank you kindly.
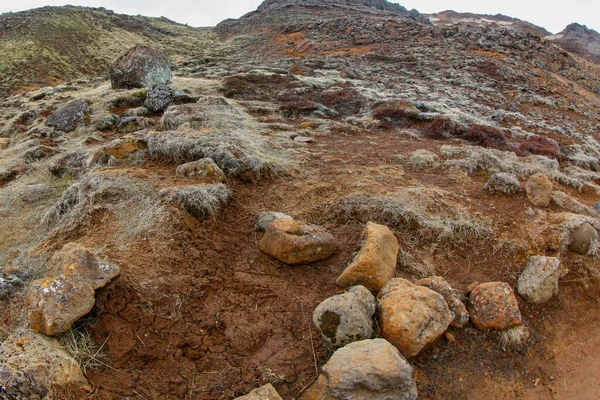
[109,46,172,89]
[0,272,23,299]
[46,101,89,132]
[95,114,119,131]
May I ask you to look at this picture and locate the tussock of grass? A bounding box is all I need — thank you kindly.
[331,188,492,244]
[498,325,529,350]
[58,326,109,374]
[41,173,164,240]
[160,184,230,220]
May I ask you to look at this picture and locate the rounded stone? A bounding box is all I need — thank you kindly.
[568,222,598,255]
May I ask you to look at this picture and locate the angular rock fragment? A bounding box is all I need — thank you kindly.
[0,330,90,399]
[26,243,120,336]
[234,383,283,400]
[110,46,172,89]
[260,219,337,265]
[517,256,561,304]
[525,173,552,207]
[337,222,398,294]
[416,276,469,327]
[46,100,89,132]
[377,278,452,358]
[469,282,522,330]
[313,285,375,347]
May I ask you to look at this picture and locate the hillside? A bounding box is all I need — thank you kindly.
[2,1,600,399]
[546,23,600,64]
[0,6,228,97]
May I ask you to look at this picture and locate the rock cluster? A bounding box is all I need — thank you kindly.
[26,243,120,336]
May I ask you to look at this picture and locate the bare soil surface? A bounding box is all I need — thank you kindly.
[42,127,599,399]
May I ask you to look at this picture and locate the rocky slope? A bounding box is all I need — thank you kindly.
[547,23,600,64]
[2,0,600,399]
[0,6,221,97]
[427,10,552,37]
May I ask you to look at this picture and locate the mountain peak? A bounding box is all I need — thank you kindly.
[256,0,411,14]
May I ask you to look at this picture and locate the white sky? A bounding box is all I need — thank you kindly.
[0,0,598,34]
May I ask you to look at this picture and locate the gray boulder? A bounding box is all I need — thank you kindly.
[256,211,293,231]
[109,46,172,89]
[46,101,89,132]
[0,272,23,299]
[313,285,375,347]
[144,83,196,113]
[517,256,561,304]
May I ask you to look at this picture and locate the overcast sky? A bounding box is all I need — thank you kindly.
[0,0,598,34]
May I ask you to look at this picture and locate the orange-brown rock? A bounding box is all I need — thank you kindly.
[235,383,283,400]
[91,135,147,164]
[377,278,452,358]
[176,158,225,183]
[47,242,121,290]
[0,138,9,149]
[27,277,96,336]
[469,282,522,330]
[525,173,553,207]
[259,219,337,265]
[336,222,398,293]
[299,374,338,400]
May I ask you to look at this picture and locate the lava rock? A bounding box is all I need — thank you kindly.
[95,114,119,131]
[260,219,337,265]
[0,272,24,300]
[416,276,469,328]
[143,83,196,113]
[469,282,522,330]
[49,151,88,177]
[568,222,598,254]
[377,278,452,358]
[23,145,59,161]
[313,285,375,347]
[517,256,561,304]
[256,211,293,232]
[484,172,521,194]
[319,338,417,400]
[26,243,120,336]
[91,135,147,165]
[234,383,283,400]
[0,330,90,399]
[337,222,398,294]
[176,158,225,183]
[46,100,89,132]
[109,46,172,89]
[525,173,553,207]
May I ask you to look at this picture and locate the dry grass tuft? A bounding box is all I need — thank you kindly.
[58,325,110,374]
[160,184,230,221]
[331,188,492,244]
[498,325,530,350]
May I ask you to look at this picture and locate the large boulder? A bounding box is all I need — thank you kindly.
[109,46,172,89]
[260,219,337,265]
[568,222,598,254]
[517,256,561,304]
[525,173,553,207]
[416,276,469,328]
[469,282,522,330]
[377,278,452,358]
[0,330,90,399]
[312,339,417,400]
[313,285,375,347]
[27,243,120,336]
[46,101,89,132]
[336,222,398,294]
[235,383,283,400]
